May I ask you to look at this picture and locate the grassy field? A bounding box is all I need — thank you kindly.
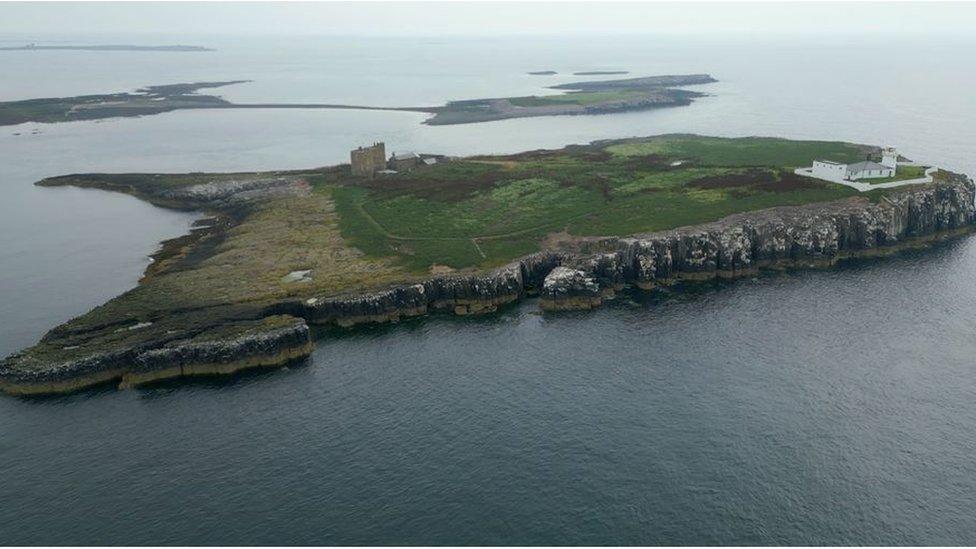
[331,135,873,273]
[605,135,871,167]
[867,164,929,185]
[508,90,643,107]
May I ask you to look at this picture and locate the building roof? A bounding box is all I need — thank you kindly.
[814,159,844,165]
[846,161,889,172]
[392,152,419,160]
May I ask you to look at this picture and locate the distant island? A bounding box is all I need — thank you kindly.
[0,73,717,127]
[2,134,973,395]
[0,44,213,52]
[573,70,629,75]
[425,74,717,125]
[527,70,558,75]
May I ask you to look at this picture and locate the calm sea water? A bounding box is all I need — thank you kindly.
[2,34,976,544]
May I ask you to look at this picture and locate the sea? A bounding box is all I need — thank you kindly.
[2,33,976,544]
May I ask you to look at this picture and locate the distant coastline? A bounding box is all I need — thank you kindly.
[0,73,717,127]
[0,44,213,52]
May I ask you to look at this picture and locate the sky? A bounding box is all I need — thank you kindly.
[1,1,975,38]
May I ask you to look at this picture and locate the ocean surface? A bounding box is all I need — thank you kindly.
[2,34,976,544]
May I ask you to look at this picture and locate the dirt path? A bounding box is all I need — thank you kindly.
[471,238,487,258]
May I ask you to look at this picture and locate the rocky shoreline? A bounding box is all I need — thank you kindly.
[271,175,975,321]
[0,316,313,395]
[3,174,971,396]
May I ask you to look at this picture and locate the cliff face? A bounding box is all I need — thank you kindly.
[2,177,973,395]
[546,177,976,305]
[0,316,313,395]
[269,252,565,325]
[604,176,975,281]
[279,176,976,318]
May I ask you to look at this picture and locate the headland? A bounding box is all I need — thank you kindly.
[2,135,972,395]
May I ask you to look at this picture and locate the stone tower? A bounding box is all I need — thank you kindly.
[351,142,387,177]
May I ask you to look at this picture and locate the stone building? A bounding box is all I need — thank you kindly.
[351,142,387,177]
[389,151,420,172]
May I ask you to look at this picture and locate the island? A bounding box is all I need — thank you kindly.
[527,70,558,75]
[422,74,716,125]
[0,81,248,126]
[0,44,213,52]
[0,73,717,127]
[2,135,973,395]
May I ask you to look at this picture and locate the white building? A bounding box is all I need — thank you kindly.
[810,147,897,181]
[845,160,894,180]
[811,159,847,180]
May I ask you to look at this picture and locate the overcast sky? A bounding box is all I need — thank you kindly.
[2,1,975,37]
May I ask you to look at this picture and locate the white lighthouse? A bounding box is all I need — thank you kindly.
[881,146,899,170]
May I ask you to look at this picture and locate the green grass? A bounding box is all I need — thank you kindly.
[332,185,396,257]
[866,165,929,185]
[509,90,641,107]
[606,135,870,168]
[331,135,870,273]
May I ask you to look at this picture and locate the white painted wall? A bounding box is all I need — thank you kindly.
[881,147,898,169]
[812,160,847,180]
[849,167,894,180]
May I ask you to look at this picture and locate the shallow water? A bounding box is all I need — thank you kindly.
[2,34,976,544]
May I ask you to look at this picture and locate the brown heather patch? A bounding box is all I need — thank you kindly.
[688,169,829,197]
[355,169,507,201]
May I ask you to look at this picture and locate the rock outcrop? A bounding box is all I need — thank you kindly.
[0,315,313,395]
[158,176,308,207]
[539,267,603,311]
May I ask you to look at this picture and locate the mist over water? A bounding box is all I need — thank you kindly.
[2,34,976,544]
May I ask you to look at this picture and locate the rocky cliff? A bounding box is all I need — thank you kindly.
[2,176,973,395]
[277,175,975,318]
[0,315,313,395]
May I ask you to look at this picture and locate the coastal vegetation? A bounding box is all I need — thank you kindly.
[330,136,872,271]
[867,164,929,184]
[508,90,645,107]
